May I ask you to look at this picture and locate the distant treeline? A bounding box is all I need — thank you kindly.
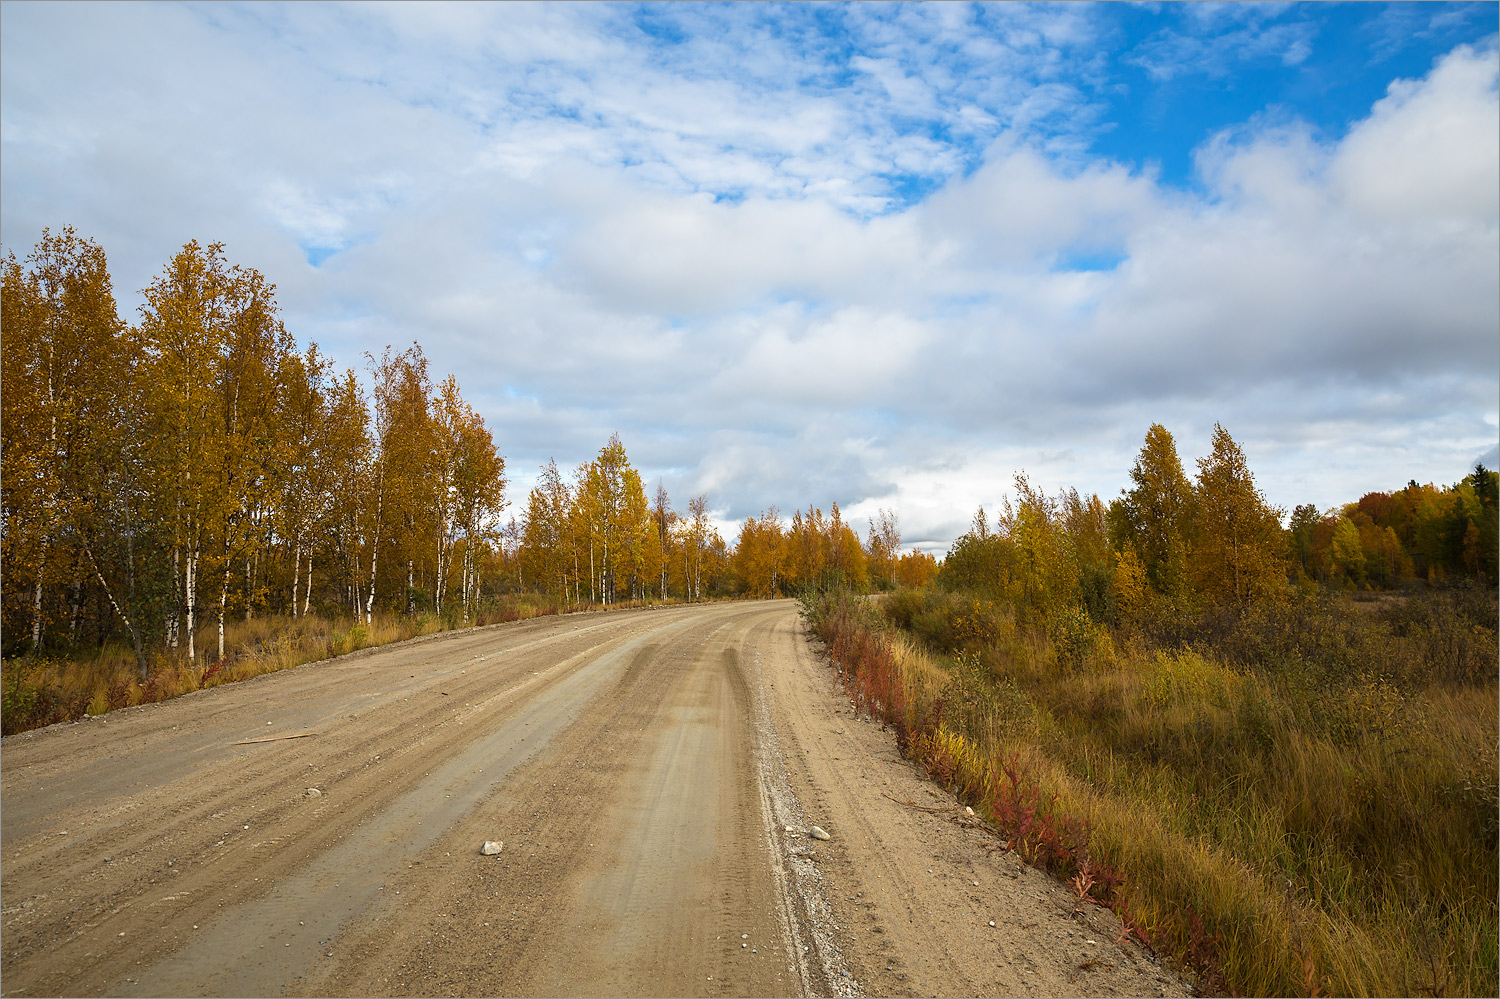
[941,422,1497,632]
[516,452,937,610]
[1,229,937,675]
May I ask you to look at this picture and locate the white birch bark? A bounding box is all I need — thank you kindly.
[219,533,231,660]
[303,549,314,617]
[365,489,382,626]
[290,543,301,619]
[186,544,197,662]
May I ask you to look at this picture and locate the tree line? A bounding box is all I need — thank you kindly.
[3,229,937,677]
[515,462,937,609]
[941,421,1498,630]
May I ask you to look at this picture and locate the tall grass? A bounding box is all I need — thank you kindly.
[1,592,586,735]
[806,586,1498,996]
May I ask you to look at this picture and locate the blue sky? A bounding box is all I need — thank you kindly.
[2,1,1497,550]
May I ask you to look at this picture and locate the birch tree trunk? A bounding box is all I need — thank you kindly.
[84,544,145,680]
[186,543,198,662]
[30,564,45,652]
[365,489,382,626]
[303,549,314,617]
[30,360,58,654]
[290,543,301,619]
[167,535,181,650]
[69,573,81,646]
[219,534,231,661]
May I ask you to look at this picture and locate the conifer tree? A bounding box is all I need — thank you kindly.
[1190,424,1285,607]
[1111,423,1193,598]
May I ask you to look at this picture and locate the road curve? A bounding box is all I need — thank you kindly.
[1,600,1184,998]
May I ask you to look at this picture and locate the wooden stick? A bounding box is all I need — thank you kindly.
[882,791,952,814]
[233,732,317,746]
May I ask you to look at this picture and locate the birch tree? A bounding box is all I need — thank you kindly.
[365,344,434,620]
[864,508,899,590]
[651,483,674,599]
[137,241,240,661]
[1,229,135,661]
[520,459,572,599]
[442,381,505,622]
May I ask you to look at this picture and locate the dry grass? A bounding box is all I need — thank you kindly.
[808,587,1499,997]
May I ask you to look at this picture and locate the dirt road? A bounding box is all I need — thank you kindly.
[1,601,1185,997]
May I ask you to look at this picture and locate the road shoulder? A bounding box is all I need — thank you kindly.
[753,608,1190,999]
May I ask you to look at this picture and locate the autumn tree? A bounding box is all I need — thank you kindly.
[617,463,650,601]
[735,507,786,597]
[323,370,372,617]
[520,459,573,600]
[433,376,506,621]
[940,507,1012,598]
[137,241,268,660]
[651,482,674,600]
[1109,423,1193,599]
[1111,546,1151,629]
[864,508,900,590]
[1329,517,1367,584]
[895,549,938,588]
[1287,503,1320,578]
[364,344,435,620]
[683,494,712,600]
[1189,424,1285,608]
[273,346,338,619]
[3,228,523,674]
[209,261,292,653]
[1061,488,1113,620]
[1,229,141,664]
[595,434,646,604]
[999,474,1073,616]
[785,506,828,592]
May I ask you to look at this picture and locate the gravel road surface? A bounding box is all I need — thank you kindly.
[1,600,1186,997]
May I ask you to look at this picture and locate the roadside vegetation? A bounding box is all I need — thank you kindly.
[804,423,1497,997]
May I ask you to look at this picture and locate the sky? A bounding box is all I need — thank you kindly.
[3,1,1497,553]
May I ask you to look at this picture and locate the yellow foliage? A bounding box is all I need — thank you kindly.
[1112,546,1152,626]
[1142,647,1242,709]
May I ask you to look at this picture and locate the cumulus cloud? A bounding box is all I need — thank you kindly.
[2,4,1494,549]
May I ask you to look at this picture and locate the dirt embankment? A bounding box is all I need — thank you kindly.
[1,601,1186,998]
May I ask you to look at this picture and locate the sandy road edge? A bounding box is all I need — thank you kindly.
[751,605,1191,999]
[748,627,862,999]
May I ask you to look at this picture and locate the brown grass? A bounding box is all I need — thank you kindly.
[806,587,1499,997]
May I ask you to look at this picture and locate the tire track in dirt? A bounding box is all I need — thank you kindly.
[0,607,711,997]
[300,605,805,998]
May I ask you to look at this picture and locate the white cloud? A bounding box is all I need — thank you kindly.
[2,5,1495,549]
[1332,44,1500,224]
